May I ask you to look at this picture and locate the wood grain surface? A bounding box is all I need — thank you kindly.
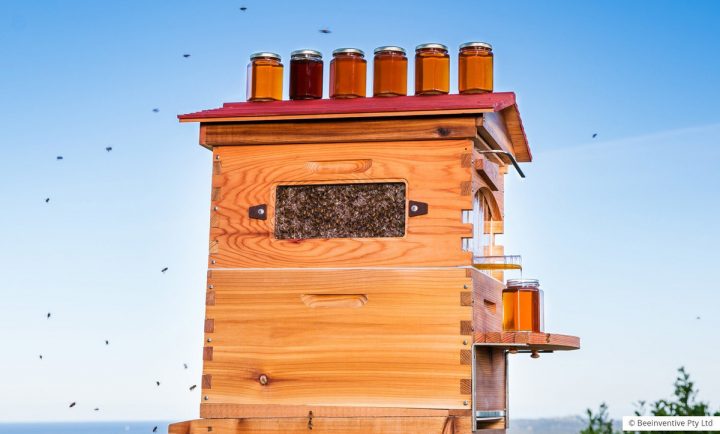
[468,268,504,336]
[502,104,531,163]
[200,117,479,148]
[477,112,515,158]
[169,415,474,433]
[202,268,473,410]
[200,404,469,418]
[209,140,474,268]
[476,331,581,351]
[473,152,501,192]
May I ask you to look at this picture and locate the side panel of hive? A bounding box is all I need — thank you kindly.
[201,268,473,411]
[208,140,473,268]
[469,268,507,430]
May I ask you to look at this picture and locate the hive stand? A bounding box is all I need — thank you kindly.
[170,93,579,434]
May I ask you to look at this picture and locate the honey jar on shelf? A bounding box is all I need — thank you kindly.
[330,48,367,99]
[373,46,407,97]
[502,279,544,332]
[290,49,323,100]
[414,43,449,95]
[458,41,493,94]
[246,52,283,102]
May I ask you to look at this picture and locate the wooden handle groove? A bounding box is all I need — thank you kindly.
[305,159,372,174]
[301,294,368,308]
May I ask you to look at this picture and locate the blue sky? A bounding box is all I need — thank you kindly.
[1,0,719,423]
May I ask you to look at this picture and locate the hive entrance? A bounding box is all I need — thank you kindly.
[274,182,406,239]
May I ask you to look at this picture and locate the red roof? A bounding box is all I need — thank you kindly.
[178,92,530,162]
[178,92,518,122]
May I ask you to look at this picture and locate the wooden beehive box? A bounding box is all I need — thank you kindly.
[169,93,579,434]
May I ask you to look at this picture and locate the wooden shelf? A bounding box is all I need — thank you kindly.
[474,331,580,352]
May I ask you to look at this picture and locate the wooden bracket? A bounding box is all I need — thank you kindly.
[408,201,428,217]
[474,153,501,192]
[249,204,267,220]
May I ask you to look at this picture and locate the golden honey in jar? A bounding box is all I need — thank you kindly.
[290,49,323,100]
[373,46,407,97]
[414,43,450,95]
[502,279,544,332]
[458,42,493,94]
[246,52,283,102]
[330,48,366,99]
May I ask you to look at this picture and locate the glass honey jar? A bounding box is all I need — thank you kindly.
[414,43,449,95]
[502,279,544,332]
[246,52,283,102]
[290,49,323,100]
[330,48,367,99]
[458,42,494,94]
[373,46,407,97]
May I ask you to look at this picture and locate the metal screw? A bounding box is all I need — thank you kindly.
[215,155,220,160]
[463,340,468,345]
[207,338,212,343]
[211,260,216,264]
[257,208,265,215]
[410,204,419,212]
[259,374,269,385]
[213,206,218,211]
[463,401,469,406]
[208,284,214,289]
[203,395,209,400]
[463,284,469,289]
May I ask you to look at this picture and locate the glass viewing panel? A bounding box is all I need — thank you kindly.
[274,182,406,239]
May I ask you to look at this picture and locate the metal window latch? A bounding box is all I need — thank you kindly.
[409,201,428,217]
[249,204,267,220]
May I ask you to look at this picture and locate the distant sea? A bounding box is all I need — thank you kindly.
[0,422,169,434]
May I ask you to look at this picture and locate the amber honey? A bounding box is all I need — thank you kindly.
[473,263,522,270]
[414,43,449,95]
[290,49,323,100]
[373,46,407,97]
[459,42,493,94]
[330,48,366,99]
[502,279,544,332]
[247,52,283,102]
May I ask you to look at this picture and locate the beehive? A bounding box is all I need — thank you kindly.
[169,93,579,434]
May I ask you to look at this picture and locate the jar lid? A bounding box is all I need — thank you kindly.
[415,43,448,52]
[374,46,406,55]
[250,52,281,60]
[460,41,493,50]
[291,49,322,59]
[332,48,365,57]
[506,279,540,289]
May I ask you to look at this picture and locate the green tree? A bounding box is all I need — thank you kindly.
[634,367,720,434]
[582,367,719,434]
[580,402,621,434]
